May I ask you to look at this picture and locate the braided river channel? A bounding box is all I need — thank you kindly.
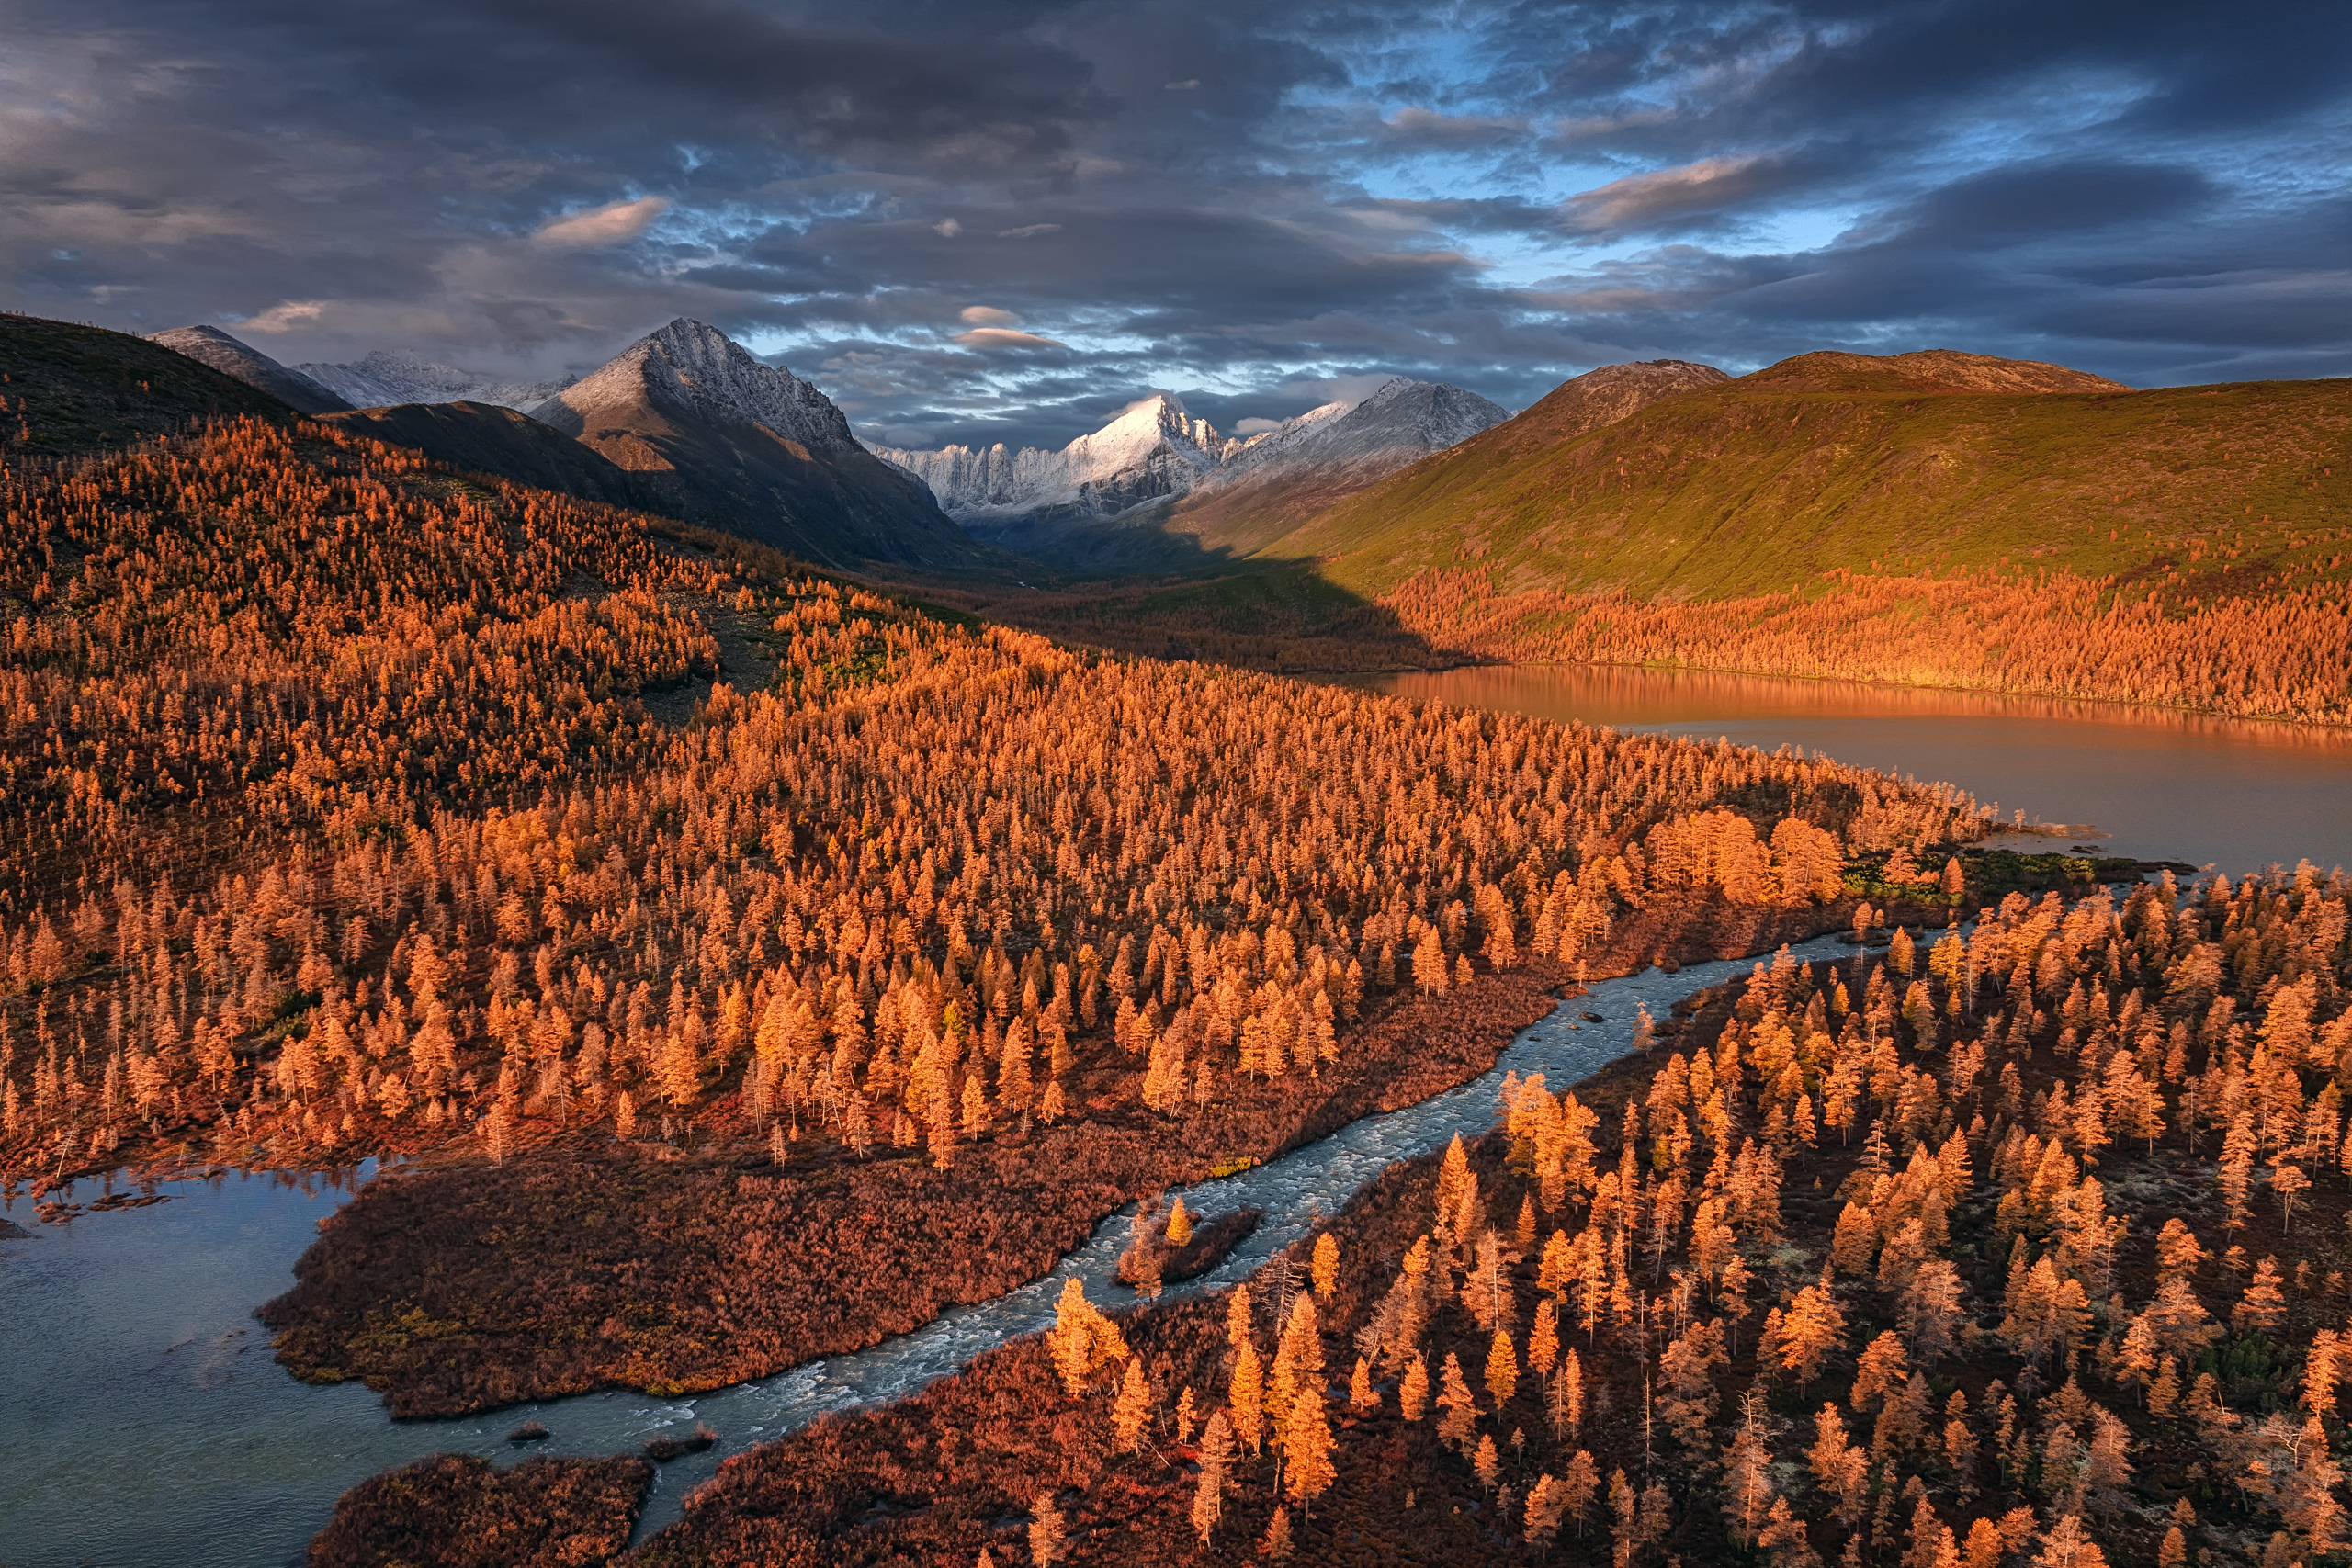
[8,664,2349,1566]
[6,936,1847,1568]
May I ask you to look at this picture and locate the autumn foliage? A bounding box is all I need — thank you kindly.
[0,416,1985,1191]
[626,863,2352,1568]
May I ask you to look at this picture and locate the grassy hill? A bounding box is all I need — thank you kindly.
[1,311,300,457]
[1276,351,2352,606]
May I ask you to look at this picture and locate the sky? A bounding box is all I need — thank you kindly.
[5,0,2346,451]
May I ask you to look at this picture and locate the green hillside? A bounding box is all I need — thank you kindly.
[1274,352,2352,605]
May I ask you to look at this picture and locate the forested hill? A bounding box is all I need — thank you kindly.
[1277,350,2351,606]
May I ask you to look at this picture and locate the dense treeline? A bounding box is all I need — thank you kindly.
[987,560,2352,725]
[626,863,2352,1568]
[0,418,1985,1188]
[305,1451,650,1568]
[1387,567,2352,727]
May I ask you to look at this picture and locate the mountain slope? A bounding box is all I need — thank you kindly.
[869,391,1237,558]
[297,349,572,412]
[144,325,353,415]
[877,378,1512,574]
[1,312,303,456]
[320,400,652,510]
[1156,377,1514,561]
[529,320,997,573]
[1276,349,2349,603]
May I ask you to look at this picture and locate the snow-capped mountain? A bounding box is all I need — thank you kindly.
[526,319,991,571]
[875,377,1509,571]
[528,319,868,455]
[1193,377,1507,493]
[868,390,1240,525]
[295,350,573,412]
[1147,377,1511,565]
[144,326,352,416]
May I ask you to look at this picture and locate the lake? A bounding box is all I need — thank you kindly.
[1340,664,2352,877]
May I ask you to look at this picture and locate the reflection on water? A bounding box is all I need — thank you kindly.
[1338,665,2352,876]
[0,939,1835,1567]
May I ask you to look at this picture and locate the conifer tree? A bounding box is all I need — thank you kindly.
[1231,1338,1265,1455]
[1112,1356,1153,1452]
[1438,1350,1479,1449]
[1486,1326,1520,1405]
[1350,1354,1376,1413]
[1191,1409,1234,1544]
[1027,1493,1065,1567]
[1286,1391,1337,1513]
[1401,1352,1430,1422]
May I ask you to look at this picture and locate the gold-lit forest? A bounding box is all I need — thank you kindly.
[8,412,2349,1568]
[0,419,1982,1187]
[596,866,2352,1568]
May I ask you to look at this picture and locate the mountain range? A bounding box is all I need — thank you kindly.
[130,317,991,574]
[297,351,575,412]
[144,325,354,416]
[522,319,989,571]
[85,311,2349,640]
[869,376,1512,572]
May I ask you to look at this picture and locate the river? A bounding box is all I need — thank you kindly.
[3,938,1834,1568]
[1338,664,2352,876]
[11,664,2347,1565]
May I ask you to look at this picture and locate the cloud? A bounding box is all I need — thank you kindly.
[1557,156,1798,238]
[1232,415,1283,434]
[1381,107,1531,150]
[535,195,670,248]
[955,326,1067,349]
[5,0,2343,449]
[236,299,331,333]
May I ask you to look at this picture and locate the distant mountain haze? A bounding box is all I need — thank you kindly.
[868,390,1238,525]
[1277,347,2346,604]
[297,350,576,413]
[143,325,353,415]
[1161,378,1515,562]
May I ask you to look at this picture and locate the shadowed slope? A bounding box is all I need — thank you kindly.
[144,325,353,415]
[320,400,652,511]
[1,313,304,456]
[531,319,1002,574]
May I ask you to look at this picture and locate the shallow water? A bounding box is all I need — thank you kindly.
[0,935,1849,1567]
[1336,664,2352,877]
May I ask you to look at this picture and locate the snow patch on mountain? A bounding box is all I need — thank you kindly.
[1190,377,1508,491]
[528,319,863,451]
[868,391,1241,523]
[295,350,573,412]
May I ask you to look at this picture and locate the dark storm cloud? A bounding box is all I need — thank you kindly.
[3,0,2344,448]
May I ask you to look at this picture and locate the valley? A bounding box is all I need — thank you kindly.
[1,307,2346,1568]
